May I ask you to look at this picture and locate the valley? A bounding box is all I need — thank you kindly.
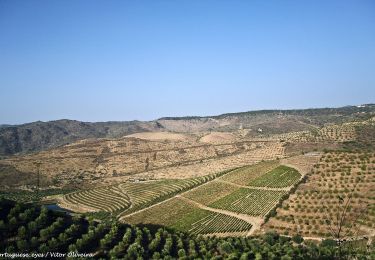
[0,105,374,257]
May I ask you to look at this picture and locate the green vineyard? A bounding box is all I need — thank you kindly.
[187,212,252,235]
[123,197,198,227]
[219,161,278,185]
[182,181,238,205]
[61,163,298,235]
[63,173,224,217]
[124,197,252,235]
[64,186,131,213]
[118,175,215,213]
[210,188,287,217]
[248,165,301,188]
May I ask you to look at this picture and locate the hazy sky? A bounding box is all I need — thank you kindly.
[1,1,374,124]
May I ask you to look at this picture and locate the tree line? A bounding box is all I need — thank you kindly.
[0,199,372,259]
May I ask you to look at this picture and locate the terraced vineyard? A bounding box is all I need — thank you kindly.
[61,172,225,216]
[64,186,131,213]
[124,197,252,235]
[210,188,287,217]
[186,212,252,235]
[118,175,215,213]
[123,197,197,227]
[183,181,238,205]
[61,159,307,236]
[219,160,278,185]
[248,165,301,188]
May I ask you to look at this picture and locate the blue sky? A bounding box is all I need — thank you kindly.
[0,1,374,124]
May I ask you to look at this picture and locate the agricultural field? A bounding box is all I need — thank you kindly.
[247,165,300,188]
[63,186,131,213]
[285,124,358,143]
[54,152,322,237]
[216,160,302,189]
[210,188,287,217]
[182,180,238,205]
[123,197,252,236]
[280,153,321,175]
[119,159,307,235]
[60,172,229,216]
[219,160,278,185]
[122,197,197,227]
[177,211,252,235]
[117,175,216,214]
[264,151,375,238]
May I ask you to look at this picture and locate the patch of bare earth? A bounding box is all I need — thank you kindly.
[199,132,237,144]
[125,131,193,141]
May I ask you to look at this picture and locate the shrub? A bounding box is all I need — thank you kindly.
[292,234,303,244]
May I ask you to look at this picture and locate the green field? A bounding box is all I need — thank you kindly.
[210,188,287,217]
[219,161,278,185]
[61,164,299,235]
[64,186,131,213]
[182,180,238,205]
[183,212,252,235]
[124,197,252,235]
[64,174,219,217]
[123,197,197,227]
[248,165,301,188]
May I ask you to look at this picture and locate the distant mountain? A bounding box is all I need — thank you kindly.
[157,104,375,132]
[0,120,163,156]
[0,104,374,156]
[0,124,12,129]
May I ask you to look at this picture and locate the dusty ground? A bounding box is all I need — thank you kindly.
[199,132,237,144]
[125,131,194,141]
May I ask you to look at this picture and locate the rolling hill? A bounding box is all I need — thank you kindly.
[1,104,374,156]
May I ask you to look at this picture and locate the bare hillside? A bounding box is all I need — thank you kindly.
[1,105,373,156]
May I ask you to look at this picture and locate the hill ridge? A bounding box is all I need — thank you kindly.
[0,104,374,156]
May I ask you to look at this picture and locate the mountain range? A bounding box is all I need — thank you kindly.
[1,104,374,156]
